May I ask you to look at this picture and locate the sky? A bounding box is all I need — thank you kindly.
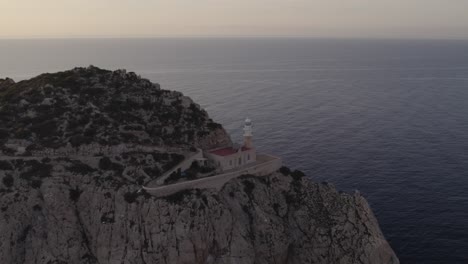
[1,0,468,39]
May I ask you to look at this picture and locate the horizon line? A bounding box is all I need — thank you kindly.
[1,35,468,41]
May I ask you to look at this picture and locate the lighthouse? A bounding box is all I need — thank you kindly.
[205,118,258,171]
[243,118,253,149]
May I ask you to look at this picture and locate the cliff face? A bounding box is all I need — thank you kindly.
[0,171,398,264]
[0,68,398,264]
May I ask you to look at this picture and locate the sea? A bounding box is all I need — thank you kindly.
[1,38,468,263]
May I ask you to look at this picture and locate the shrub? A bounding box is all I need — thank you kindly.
[164,171,181,184]
[284,191,296,205]
[0,160,13,170]
[273,203,280,216]
[164,189,192,204]
[100,212,115,224]
[185,170,197,180]
[69,135,89,147]
[199,166,215,174]
[31,179,42,189]
[83,128,97,137]
[99,157,124,173]
[143,167,161,178]
[82,87,106,96]
[162,154,184,171]
[243,180,255,196]
[0,129,8,139]
[20,161,52,180]
[30,120,57,138]
[69,188,82,202]
[67,162,96,175]
[279,166,291,176]
[207,122,222,130]
[190,161,199,170]
[197,131,209,137]
[1,146,15,155]
[124,191,139,204]
[120,132,138,143]
[171,153,185,163]
[291,170,305,181]
[2,174,14,188]
[123,125,143,131]
[136,176,146,185]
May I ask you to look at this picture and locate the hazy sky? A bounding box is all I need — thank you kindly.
[1,0,468,39]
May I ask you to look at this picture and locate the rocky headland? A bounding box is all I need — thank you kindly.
[0,67,399,264]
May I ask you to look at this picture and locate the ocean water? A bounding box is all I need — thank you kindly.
[1,38,468,263]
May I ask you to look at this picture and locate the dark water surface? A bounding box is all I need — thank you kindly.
[1,38,468,263]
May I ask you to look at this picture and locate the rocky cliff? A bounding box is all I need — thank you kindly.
[0,67,398,264]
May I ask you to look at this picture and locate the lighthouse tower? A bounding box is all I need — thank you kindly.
[243,118,253,149]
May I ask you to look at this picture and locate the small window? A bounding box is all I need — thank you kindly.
[247,154,250,160]
[239,157,241,165]
[229,160,232,166]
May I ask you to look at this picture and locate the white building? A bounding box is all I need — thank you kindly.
[205,118,257,172]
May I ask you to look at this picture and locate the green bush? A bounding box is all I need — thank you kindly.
[185,170,197,180]
[279,166,291,176]
[207,122,222,130]
[163,189,192,204]
[164,171,182,184]
[2,174,14,188]
[0,160,13,170]
[0,129,8,139]
[243,180,255,196]
[67,162,96,175]
[199,166,214,174]
[291,170,305,181]
[69,188,82,202]
[31,179,42,189]
[20,161,52,180]
[99,157,124,174]
[143,167,161,178]
[273,203,280,216]
[124,191,139,203]
[30,120,57,138]
[69,135,91,147]
[190,161,199,169]
[100,212,115,224]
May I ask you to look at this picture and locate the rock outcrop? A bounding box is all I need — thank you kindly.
[0,67,398,264]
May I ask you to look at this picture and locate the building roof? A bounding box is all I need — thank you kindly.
[209,146,251,156]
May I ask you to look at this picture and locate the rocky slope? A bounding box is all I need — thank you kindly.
[0,67,398,264]
[0,66,231,151]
